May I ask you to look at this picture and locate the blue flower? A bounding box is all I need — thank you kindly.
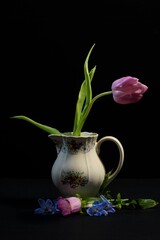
[34,198,59,215]
[86,195,115,216]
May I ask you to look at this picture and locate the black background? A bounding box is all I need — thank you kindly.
[1,1,160,178]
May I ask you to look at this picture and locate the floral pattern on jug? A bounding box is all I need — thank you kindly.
[61,171,88,188]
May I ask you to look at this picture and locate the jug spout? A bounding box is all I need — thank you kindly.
[48,134,63,154]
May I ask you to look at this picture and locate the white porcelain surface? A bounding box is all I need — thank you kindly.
[49,132,124,198]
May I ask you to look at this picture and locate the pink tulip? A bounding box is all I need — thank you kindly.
[111,76,148,104]
[57,196,81,216]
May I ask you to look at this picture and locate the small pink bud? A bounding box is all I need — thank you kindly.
[57,196,81,216]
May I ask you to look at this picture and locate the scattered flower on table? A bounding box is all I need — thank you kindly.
[57,196,81,216]
[34,195,115,217]
[34,198,59,215]
[86,195,115,216]
[34,193,159,217]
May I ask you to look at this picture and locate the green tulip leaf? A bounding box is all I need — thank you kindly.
[73,43,96,135]
[11,115,61,135]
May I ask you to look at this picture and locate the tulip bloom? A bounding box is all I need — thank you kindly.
[111,76,148,104]
[57,196,81,216]
[11,46,149,135]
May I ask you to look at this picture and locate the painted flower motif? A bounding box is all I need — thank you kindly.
[34,198,59,215]
[57,196,82,216]
[111,76,148,104]
[86,195,115,216]
[61,171,88,188]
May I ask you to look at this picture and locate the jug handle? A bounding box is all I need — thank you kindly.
[96,136,124,186]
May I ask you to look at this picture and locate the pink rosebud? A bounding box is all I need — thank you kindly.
[57,196,81,216]
[111,76,148,104]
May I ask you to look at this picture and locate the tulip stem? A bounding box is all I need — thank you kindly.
[73,91,112,135]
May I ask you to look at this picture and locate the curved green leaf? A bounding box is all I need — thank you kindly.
[73,43,96,135]
[11,115,61,135]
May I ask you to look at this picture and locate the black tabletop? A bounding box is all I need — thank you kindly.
[0,178,160,240]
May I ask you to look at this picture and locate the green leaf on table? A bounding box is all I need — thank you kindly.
[137,198,159,209]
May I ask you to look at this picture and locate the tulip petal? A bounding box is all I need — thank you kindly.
[111,76,148,104]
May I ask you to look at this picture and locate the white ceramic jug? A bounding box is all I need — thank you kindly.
[49,132,124,198]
